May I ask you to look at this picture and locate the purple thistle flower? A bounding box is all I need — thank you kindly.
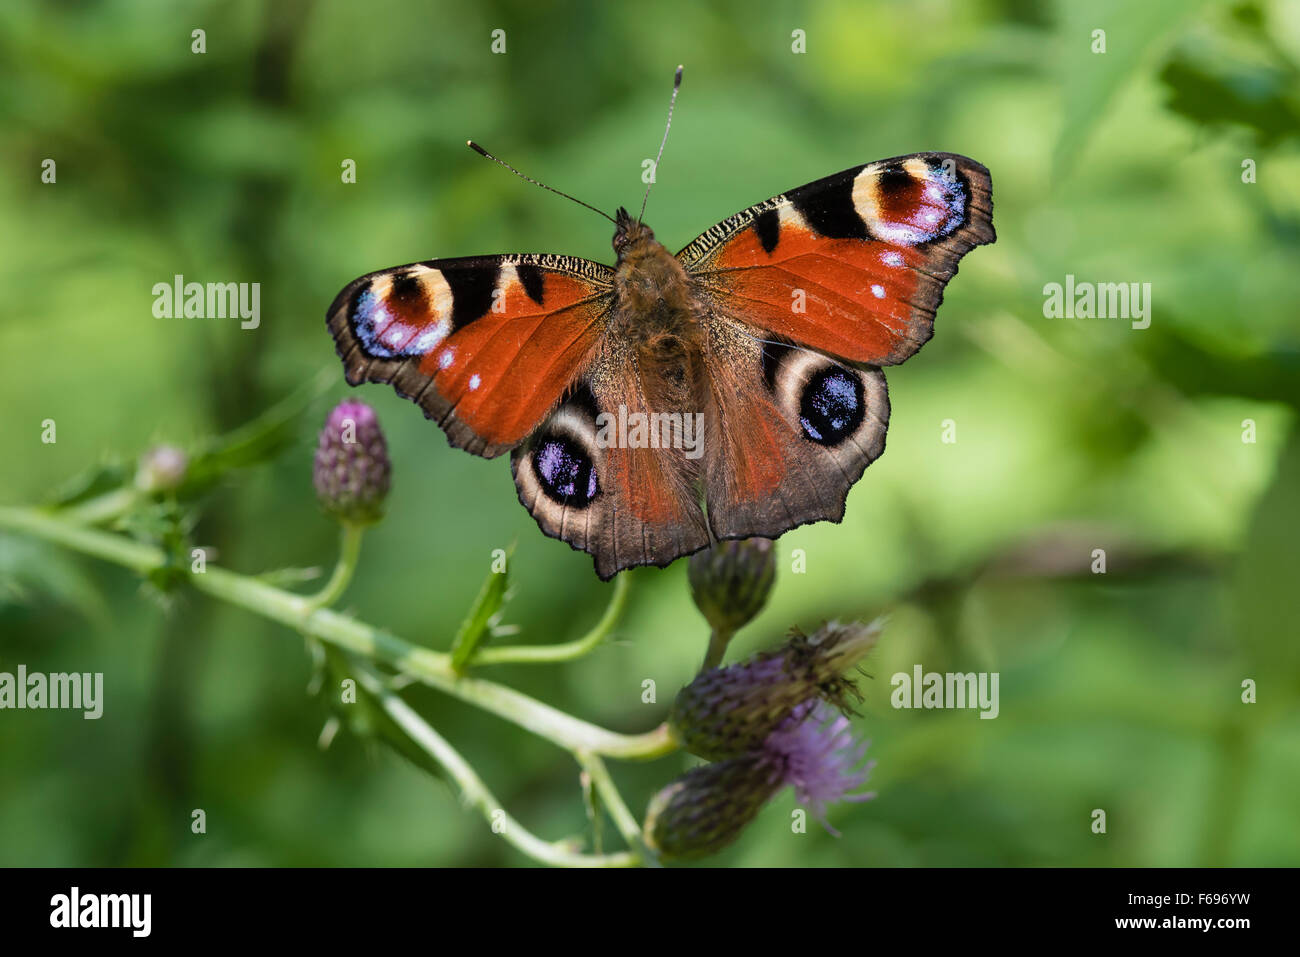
[669,619,881,761]
[644,700,876,860]
[313,400,391,525]
[762,700,875,835]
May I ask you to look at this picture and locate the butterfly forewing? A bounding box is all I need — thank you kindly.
[679,152,994,367]
[326,254,614,457]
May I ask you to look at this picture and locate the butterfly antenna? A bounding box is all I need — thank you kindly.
[467,141,616,224]
[639,65,684,223]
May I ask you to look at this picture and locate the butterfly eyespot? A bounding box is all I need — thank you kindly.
[532,435,599,506]
[798,367,865,446]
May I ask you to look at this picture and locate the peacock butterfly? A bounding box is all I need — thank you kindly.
[326,67,995,579]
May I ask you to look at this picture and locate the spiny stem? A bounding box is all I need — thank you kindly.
[195,565,677,759]
[575,750,657,865]
[0,505,160,571]
[0,505,678,761]
[356,667,639,867]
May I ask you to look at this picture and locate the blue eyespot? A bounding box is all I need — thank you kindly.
[799,368,864,446]
[533,436,598,506]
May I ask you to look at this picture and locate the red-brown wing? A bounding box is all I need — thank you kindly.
[678,153,994,367]
[326,254,614,458]
[699,317,891,539]
[679,153,992,534]
[511,347,710,580]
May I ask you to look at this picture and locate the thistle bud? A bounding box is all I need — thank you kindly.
[135,444,188,493]
[669,619,881,761]
[687,537,775,637]
[313,400,391,525]
[643,756,780,861]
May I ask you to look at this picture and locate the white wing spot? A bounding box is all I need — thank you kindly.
[469,373,481,391]
[411,317,452,353]
[871,284,886,299]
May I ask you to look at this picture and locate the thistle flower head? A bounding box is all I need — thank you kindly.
[313,400,391,525]
[645,701,875,859]
[669,618,881,761]
[687,537,775,637]
[135,444,188,493]
[763,701,875,834]
[643,756,780,861]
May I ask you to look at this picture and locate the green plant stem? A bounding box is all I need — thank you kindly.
[0,505,162,572]
[306,522,364,609]
[474,573,630,665]
[199,567,677,759]
[575,750,655,863]
[355,667,638,867]
[0,505,677,761]
[702,626,732,671]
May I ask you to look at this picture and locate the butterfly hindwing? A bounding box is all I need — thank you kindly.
[679,152,994,367]
[699,314,890,540]
[326,254,614,457]
[511,346,710,580]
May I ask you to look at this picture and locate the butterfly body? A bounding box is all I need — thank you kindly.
[328,152,994,578]
[610,209,699,338]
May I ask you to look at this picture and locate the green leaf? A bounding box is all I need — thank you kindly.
[1159,55,1300,146]
[318,646,450,786]
[1157,3,1300,147]
[449,551,513,673]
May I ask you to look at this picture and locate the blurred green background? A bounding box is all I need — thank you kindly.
[2,0,1299,866]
